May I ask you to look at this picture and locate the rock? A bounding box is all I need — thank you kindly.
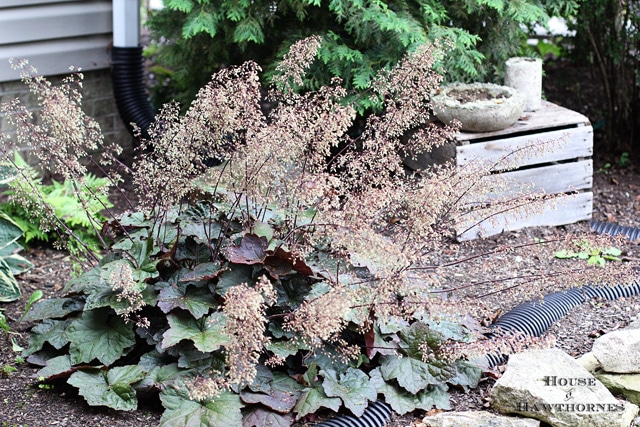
[491,348,638,427]
[596,373,640,406]
[625,318,640,330]
[592,329,640,373]
[421,411,539,426]
[577,352,600,372]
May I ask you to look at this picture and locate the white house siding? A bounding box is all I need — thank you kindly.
[0,0,113,82]
[0,1,133,158]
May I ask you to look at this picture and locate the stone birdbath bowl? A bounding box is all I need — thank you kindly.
[432,82,526,132]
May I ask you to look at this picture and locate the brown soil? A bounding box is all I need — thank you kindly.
[1,61,639,426]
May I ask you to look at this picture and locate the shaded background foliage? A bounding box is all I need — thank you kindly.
[569,0,640,154]
[147,0,640,155]
[146,0,579,112]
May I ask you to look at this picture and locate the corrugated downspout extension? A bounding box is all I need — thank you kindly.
[485,281,640,367]
[315,400,392,427]
[111,46,155,139]
[591,220,640,241]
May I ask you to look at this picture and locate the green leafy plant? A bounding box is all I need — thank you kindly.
[617,152,630,168]
[1,153,113,254]
[0,211,33,302]
[145,0,577,111]
[1,364,17,376]
[19,290,43,322]
[1,40,626,426]
[0,160,32,302]
[0,310,9,332]
[554,240,622,267]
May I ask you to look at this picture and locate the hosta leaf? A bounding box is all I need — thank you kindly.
[321,368,377,416]
[243,407,292,427]
[293,387,341,419]
[160,387,243,427]
[0,244,33,275]
[157,284,216,318]
[67,309,136,365]
[24,318,72,356]
[0,257,20,302]
[0,211,24,251]
[21,296,85,322]
[68,365,146,411]
[162,312,231,352]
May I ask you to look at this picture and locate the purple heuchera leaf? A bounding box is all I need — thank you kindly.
[226,234,268,264]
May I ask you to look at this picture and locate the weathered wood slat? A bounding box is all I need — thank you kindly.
[456,100,590,142]
[475,160,593,200]
[456,191,593,241]
[0,2,112,45]
[456,126,593,170]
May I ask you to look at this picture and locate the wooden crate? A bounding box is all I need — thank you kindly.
[456,101,593,240]
[406,101,593,240]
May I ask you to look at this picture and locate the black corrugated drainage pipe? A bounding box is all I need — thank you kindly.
[313,221,640,425]
[591,220,640,241]
[111,46,156,139]
[315,400,392,427]
[486,281,640,367]
[483,220,640,366]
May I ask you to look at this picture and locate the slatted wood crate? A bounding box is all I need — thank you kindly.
[405,101,593,240]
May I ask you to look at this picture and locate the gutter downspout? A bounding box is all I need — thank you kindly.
[111,0,155,139]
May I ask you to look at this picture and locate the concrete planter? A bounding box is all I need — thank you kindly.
[432,83,526,132]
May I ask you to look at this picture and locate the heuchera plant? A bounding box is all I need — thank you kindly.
[0,39,618,426]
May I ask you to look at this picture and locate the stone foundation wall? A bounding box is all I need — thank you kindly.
[0,68,134,164]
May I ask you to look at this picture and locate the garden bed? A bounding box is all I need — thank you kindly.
[1,61,639,426]
[0,157,638,427]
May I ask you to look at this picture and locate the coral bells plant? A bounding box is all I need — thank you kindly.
[0,39,632,426]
